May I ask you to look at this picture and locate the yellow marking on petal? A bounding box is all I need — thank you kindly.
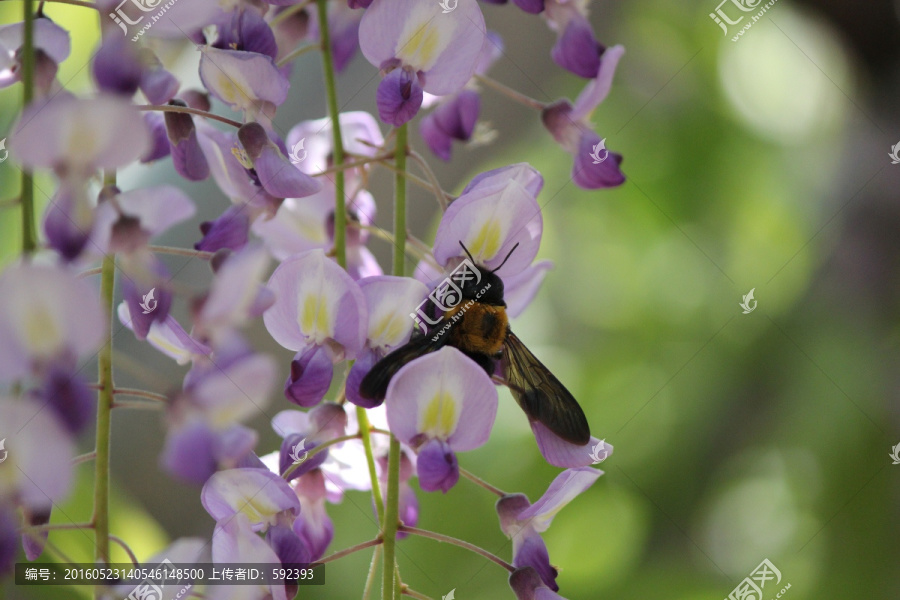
[395,5,456,72]
[22,302,63,357]
[371,312,407,347]
[421,391,458,439]
[299,292,331,343]
[468,218,503,260]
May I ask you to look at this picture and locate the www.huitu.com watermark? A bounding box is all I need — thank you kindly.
[108,0,181,42]
[709,0,781,42]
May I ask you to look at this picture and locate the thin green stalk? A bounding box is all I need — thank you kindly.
[316,0,346,268]
[93,172,116,583]
[381,437,402,600]
[93,252,115,571]
[20,0,36,254]
[382,123,408,600]
[357,407,385,524]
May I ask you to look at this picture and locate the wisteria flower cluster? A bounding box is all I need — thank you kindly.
[0,0,624,598]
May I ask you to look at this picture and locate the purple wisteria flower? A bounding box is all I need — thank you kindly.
[10,95,152,260]
[118,303,211,365]
[359,0,487,125]
[420,30,503,160]
[0,263,105,432]
[203,468,299,531]
[263,249,367,406]
[272,403,347,482]
[0,16,70,92]
[346,276,429,407]
[385,347,498,492]
[192,244,274,345]
[211,514,289,600]
[253,185,382,280]
[161,337,277,484]
[543,0,605,79]
[0,397,75,563]
[427,163,552,315]
[542,45,626,189]
[92,36,179,103]
[498,467,602,591]
[199,46,289,124]
[92,184,196,337]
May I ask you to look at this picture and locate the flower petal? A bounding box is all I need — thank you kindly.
[202,468,300,531]
[0,263,105,381]
[199,47,289,112]
[0,398,74,510]
[433,177,542,275]
[359,276,429,351]
[263,249,367,357]
[415,438,458,493]
[531,421,611,469]
[550,16,601,78]
[283,346,334,407]
[385,347,497,450]
[11,95,150,173]
[572,131,625,190]
[571,45,625,121]
[503,260,553,319]
[376,68,424,126]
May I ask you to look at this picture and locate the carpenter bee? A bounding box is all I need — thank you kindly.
[359,242,591,445]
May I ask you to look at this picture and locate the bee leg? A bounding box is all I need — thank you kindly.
[462,351,495,377]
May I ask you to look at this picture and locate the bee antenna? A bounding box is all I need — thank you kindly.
[491,242,520,273]
[458,241,476,264]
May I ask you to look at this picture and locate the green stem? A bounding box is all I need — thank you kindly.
[381,437,401,600]
[316,0,346,269]
[20,0,36,254]
[318,537,383,565]
[363,545,382,600]
[357,407,385,524]
[93,252,115,574]
[276,43,319,67]
[399,526,515,572]
[382,123,408,600]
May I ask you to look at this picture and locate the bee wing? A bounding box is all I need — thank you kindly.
[359,331,449,401]
[502,331,591,445]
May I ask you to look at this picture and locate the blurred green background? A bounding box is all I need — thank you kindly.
[1,0,899,598]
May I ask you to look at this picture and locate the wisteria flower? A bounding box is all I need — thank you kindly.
[10,94,151,177]
[162,338,277,483]
[202,468,300,532]
[420,31,503,160]
[0,263,104,432]
[0,16,70,91]
[542,45,626,189]
[118,303,211,365]
[272,403,347,481]
[385,347,498,492]
[497,467,602,590]
[263,249,367,406]
[346,275,429,407]
[359,0,487,124]
[542,0,605,79]
[211,513,289,600]
[285,111,384,185]
[433,165,544,275]
[0,398,75,512]
[238,122,322,200]
[199,46,289,123]
[192,244,274,345]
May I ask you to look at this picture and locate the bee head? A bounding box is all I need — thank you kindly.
[457,241,519,306]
